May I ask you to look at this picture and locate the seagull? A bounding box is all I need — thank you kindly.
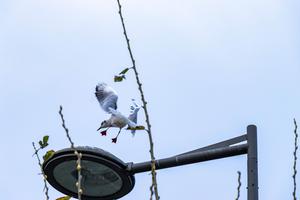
[95,82,140,143]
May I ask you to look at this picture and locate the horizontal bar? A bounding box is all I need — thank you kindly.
[177,134,247,156]
[129,143,248,174]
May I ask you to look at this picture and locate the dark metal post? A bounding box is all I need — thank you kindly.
[247,125,259,200]
[129,144,248,174]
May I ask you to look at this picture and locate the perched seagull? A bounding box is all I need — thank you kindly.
[95,82,140,143]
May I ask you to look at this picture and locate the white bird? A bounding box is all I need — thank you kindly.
[95,82,140,143]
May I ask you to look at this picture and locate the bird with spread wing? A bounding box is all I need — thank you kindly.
[95,82,141,143]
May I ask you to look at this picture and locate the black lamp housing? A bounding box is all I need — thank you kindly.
[43,147,135,200]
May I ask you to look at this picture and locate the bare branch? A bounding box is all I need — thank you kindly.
[32,142,50,200]
[58,106,82,200]
[235,171,241,200]
[59,105,75,148]
[115,0,160,199]
[293,118,298,200]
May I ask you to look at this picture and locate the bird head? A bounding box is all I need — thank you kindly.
[97,120,109,131]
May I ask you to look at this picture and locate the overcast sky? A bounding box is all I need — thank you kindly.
[0,0,300,199]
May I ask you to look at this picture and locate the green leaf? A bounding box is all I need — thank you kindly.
[127,126,145,130]
[39,141,48,149]
[43,150,55,162]
[135,126,145,130]
[56,196,71,200]
[114,75,125,82]
[38,140,43,148]
[43,135,49,144]
[119,68,129,75]
[38,135,49,149]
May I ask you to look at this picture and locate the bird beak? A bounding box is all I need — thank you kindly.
[97,125,103,131]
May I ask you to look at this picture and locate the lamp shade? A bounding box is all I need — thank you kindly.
[43,147,135,200]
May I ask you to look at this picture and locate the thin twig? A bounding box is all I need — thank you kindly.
[293,118,298,200]
[59,105,74,148]
[115,1,159,199]
[59,106,82,200]
[32,142,50,200]
[235,171,241,200]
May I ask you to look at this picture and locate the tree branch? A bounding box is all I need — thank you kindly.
[293,118,298,200]
[58,106,82,200]
[235,171,241,200]
[115,1,159,199]
[32,142,50,200]
[59,106,75,148]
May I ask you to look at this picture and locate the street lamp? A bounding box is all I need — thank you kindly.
[43,125,258,200]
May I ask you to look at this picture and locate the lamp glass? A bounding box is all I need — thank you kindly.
[53,160,123,197]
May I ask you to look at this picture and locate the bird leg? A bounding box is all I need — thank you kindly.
[100,128,110,136]
[112,128,122,143]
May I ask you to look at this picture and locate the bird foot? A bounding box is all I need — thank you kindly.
[112,137,118,143]
[100,130,107,136]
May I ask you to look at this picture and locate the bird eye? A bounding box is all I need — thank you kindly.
[101,121,106,125]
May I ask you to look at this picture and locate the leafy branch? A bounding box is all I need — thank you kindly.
[59,106,82,200]
[33,135,70,200]
[293,118,298,200]
[32,136,50,200]
[114,0,160,199]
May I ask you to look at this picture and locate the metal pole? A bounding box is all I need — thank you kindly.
[247,125,259,200]
[129,144,248,174]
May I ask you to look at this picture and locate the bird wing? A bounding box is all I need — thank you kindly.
[108,107,137,128]
[95,83,118,113]
[128,100,140,135]
[128,99,140,124]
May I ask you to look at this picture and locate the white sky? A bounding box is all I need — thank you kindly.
[0,0,300,199]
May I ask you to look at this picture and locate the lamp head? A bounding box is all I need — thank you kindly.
[42,146,135,200]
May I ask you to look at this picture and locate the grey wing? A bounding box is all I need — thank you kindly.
[128,100,140,135]
[95,83,118,113]
[128,99,140,124]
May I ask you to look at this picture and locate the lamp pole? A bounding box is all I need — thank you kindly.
[247,125,258,200]
[128,125,259,200]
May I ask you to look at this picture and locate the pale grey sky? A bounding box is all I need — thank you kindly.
[0,0,300,199]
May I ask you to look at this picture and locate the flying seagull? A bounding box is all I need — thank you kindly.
[95,82,140,143]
